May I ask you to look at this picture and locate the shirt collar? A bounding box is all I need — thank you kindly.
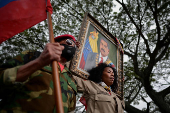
[98,82,112,92]
[99,53,108,62]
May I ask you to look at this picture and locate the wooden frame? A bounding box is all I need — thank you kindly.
[70,13,124,99]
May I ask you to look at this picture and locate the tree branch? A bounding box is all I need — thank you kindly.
[125,101,145,113]
[146,0,161,55]
[158,86,170,97]
[157,1,170,13]
[62,0,83,21]
[153,22,170,64]
[162,22,170,44]
[143,76,170,113]
[124,49,141,76]
[128,84,142,103]
[124,50,133,58]
[101,0,110,31]
[155,45,168,63]
[88,0,108,29]
[116,0,151,56]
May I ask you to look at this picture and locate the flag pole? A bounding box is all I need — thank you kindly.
[47,12,64,113]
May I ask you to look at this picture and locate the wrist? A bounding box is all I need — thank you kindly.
[35,57,45,69]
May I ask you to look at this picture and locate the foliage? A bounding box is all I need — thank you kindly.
[0,22,48,64]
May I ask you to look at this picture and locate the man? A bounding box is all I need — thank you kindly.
[0,34,78,113]
[84,37,116,71]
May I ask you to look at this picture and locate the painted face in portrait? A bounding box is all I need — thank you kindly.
[101,67,114,87]
[100,39,109,57]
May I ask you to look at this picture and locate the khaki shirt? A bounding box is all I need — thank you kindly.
[74,76,125,113]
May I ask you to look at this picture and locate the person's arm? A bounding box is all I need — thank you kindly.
[16,58,43,82]
[0,42,64,83]
[0,50,38,85]
[16,42,64,82]
[73,75,89,93]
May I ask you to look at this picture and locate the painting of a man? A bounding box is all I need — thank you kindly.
[84,37,116,71]
[78,23,117,72]
[70,13,124,100]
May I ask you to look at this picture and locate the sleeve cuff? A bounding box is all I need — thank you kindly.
[3,66,21,84]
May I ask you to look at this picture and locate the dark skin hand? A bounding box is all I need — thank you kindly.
[16,39,80,82]
[38,42,64,66]
[75,41,80,48]
[16,42,64,82]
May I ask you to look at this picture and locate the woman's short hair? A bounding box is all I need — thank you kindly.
[88,63,118,92]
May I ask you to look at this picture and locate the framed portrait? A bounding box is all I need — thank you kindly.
[70,13,124,99]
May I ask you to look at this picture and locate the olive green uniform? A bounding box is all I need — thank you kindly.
[0,50,77,113]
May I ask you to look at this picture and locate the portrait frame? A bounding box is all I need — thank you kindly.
[69,13,124,99]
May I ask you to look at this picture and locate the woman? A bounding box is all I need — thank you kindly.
[74,63,125,113]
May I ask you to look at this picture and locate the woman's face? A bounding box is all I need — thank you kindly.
[102,67,114,87]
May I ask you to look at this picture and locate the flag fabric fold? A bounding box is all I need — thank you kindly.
[0,0,52,44]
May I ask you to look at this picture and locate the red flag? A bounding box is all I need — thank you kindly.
[79,96,87,110]
[0,0,52,44]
